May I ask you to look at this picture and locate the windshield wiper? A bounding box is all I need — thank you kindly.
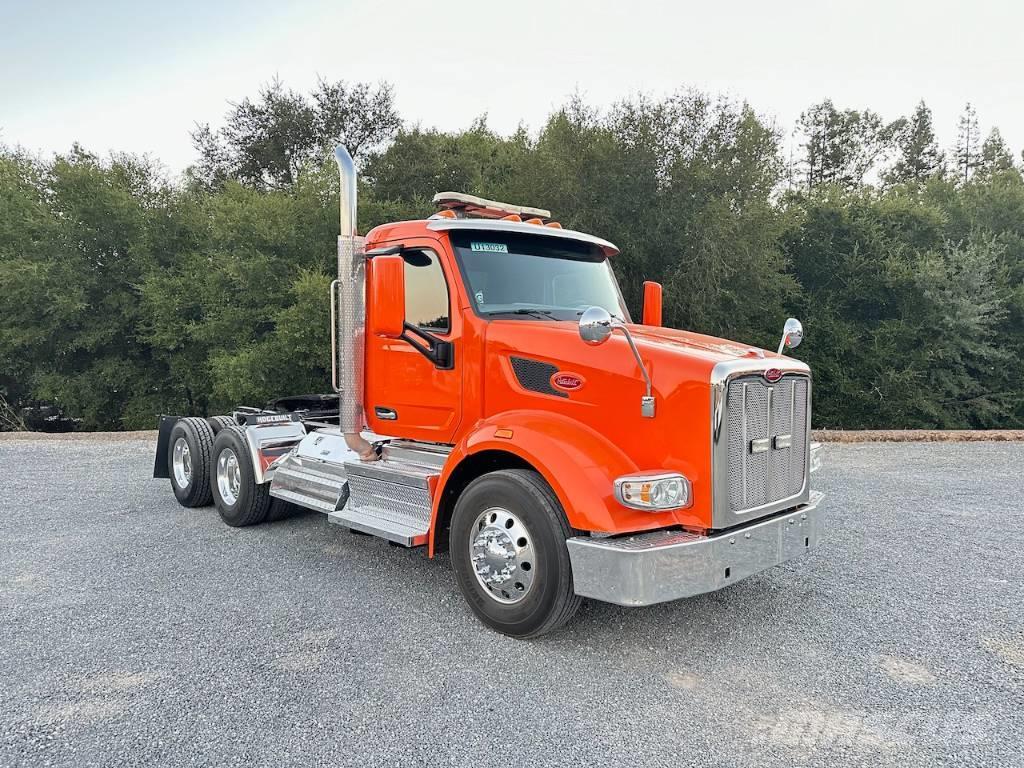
[484,308,558,321]
[575,309,625,322]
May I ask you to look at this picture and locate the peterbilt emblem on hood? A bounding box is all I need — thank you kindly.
[551,372,585,392]
[764,368,783,383]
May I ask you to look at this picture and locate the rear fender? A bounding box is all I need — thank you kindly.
[240,421,308,483]
[430,409,682,553]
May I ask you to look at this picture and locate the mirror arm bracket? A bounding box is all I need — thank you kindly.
[400,322,454,370]
[364,245,405,259]
[613,322,655,418]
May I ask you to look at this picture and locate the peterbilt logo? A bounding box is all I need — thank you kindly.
[551,372,585,392]
[764,368,783,383]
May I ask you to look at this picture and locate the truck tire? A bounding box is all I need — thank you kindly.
[266,498,301,522]
[167,417,215,507]
[210,426,271,527]
[208,415,236,434]
[450,469,582,638]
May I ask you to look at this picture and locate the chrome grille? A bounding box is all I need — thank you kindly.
[725,375,809,514]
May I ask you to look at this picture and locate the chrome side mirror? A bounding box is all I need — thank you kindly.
[777,317,804,355]
[579,306,614,346]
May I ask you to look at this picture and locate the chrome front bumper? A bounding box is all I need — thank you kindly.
[566,491,825,607]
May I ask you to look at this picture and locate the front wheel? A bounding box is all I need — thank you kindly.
[210,426,271,527]
[450,469,582,638]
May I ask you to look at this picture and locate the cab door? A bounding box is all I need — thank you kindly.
[364,240,463,443]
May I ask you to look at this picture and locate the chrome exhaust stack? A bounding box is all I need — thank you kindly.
[332,146,375,461]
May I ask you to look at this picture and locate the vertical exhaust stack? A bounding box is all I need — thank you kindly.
[333,146,376,461]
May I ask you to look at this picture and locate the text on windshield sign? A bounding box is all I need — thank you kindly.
[470,242,508,253]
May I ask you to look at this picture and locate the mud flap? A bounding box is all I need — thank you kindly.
[152,415,179,478]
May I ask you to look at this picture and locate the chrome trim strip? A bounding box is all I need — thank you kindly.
[789,380,797,480]
[326,507,426,547]
[426,218,620,257]
[741,383,748,504]
[810,442,823,473]
[567,492,825,607]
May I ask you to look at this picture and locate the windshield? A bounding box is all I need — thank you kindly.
[450,231,629,322]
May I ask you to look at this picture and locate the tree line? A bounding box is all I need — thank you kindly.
[1,79,1022,430]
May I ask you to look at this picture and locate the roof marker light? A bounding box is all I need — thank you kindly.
[432,192,551,220]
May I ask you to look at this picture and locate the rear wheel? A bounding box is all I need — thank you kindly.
[208,415,236,434]
[210,426,271,527]
[167,417,214,507]
[450,469,582,638]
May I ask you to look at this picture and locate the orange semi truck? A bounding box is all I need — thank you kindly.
[154,146,825,637]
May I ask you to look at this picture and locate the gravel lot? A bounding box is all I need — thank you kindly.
[1,438,1021,767]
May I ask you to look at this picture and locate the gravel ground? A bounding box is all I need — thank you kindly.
[0,439,1021,767]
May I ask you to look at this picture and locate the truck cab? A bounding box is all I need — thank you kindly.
[155,147,824,638]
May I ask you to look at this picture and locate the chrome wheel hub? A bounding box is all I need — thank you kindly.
[469,507,536,604]
[172,437,192,488]
[216,448,241,506]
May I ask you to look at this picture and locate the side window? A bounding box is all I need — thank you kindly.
[403,249,450,332]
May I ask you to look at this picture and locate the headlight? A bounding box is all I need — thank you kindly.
[614,472,692,511]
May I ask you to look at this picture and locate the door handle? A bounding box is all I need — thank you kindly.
[375,406,398,421]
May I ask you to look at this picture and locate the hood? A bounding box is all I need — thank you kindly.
[482,319,809,533]
[485,319,796,399]
[623,324,781,366]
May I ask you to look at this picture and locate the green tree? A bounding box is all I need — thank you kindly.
[0,149,57,409]
[884,100,944,185]
[977,128,1016,177]
[782,183,1020,428]
[140,166,340,415]
[796,100,900,190]
[192,78,401,190]
[0,147,190,428]
[363,116,530,219]
[4,85,1024,431]
[908,237,1012,426]
[954,102,982,184]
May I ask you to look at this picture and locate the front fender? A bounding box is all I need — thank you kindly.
[431,409,687,551]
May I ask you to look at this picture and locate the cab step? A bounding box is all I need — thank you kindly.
[327,458,440,547]
[380,440,450,469]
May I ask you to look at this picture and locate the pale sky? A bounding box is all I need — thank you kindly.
[2,0,1022,175]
